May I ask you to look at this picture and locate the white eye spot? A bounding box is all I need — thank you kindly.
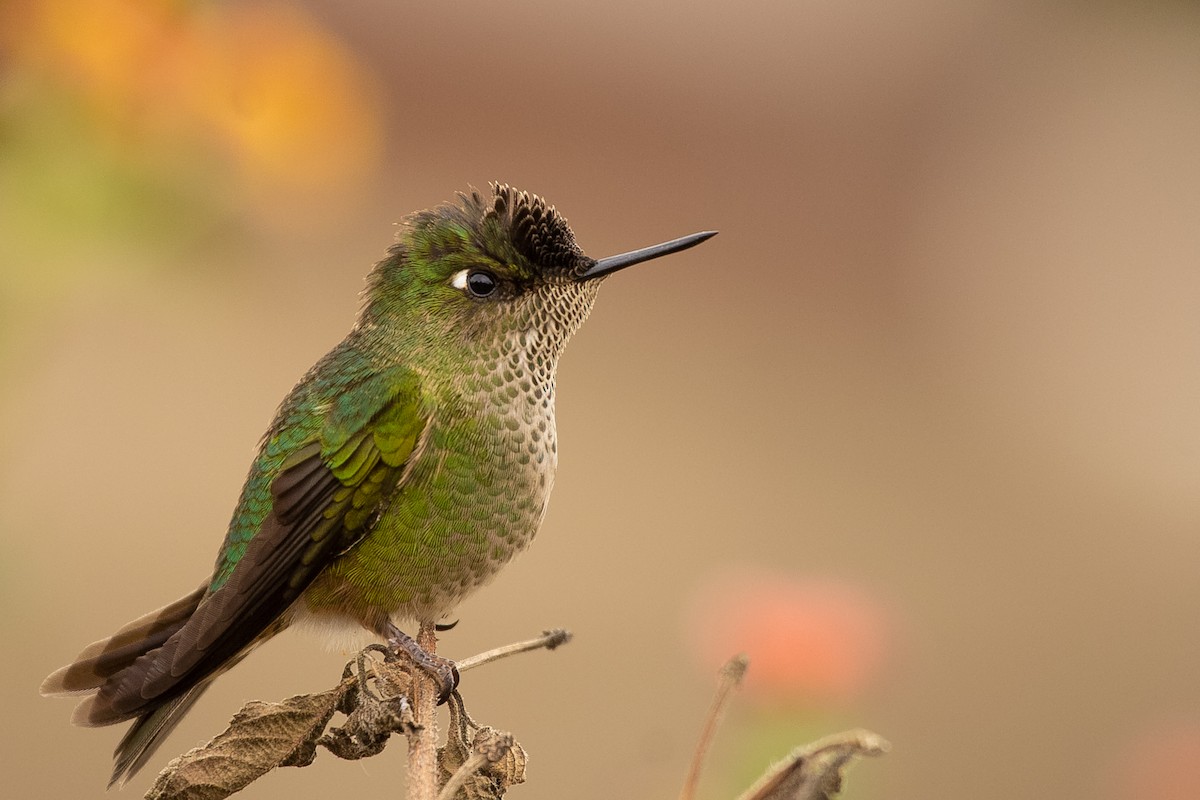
[450,269,469,290]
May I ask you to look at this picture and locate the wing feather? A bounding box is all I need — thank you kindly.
[81,366,426,728]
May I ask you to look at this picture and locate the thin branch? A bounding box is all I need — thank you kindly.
[407,622,442,800]
[457,628,572,673]
[679,654,749,800]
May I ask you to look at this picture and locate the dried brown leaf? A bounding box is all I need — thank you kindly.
[317,655,416,761]
[736,729,890,800]
[438,692,526,800]
[144,680,351,800]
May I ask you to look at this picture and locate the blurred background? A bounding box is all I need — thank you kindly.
[3,1,1199,798]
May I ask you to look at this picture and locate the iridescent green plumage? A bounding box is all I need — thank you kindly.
[41,184,716,786]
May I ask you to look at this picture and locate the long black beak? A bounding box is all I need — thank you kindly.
[578,230,718,281]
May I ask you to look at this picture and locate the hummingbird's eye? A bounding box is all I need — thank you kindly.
[465,270,498,298]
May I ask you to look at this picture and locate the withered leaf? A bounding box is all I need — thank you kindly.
[144,680,351,800]
[736,729,890,800]
[438,693,526,800]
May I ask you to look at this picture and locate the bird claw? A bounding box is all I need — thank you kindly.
[435,662,461,705]
[385,626,460,705]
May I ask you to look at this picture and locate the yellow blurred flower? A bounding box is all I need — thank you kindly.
[5,0,186,113]
[3,0,381,194]
[187,3,382,190]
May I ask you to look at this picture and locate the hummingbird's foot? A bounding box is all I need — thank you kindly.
[385,625,460,704]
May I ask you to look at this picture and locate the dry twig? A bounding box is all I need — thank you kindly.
[143,626,566,800]
[679,654,749,800]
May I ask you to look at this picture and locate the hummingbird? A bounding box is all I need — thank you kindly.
[42,183,716,786]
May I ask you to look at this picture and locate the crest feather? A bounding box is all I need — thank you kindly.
[488,182,584,270]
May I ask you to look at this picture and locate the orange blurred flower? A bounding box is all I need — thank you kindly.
[2,0,186,111]
[3,0,381,194]
[1114,722,1200,800]
[187,3,382,191]
[686,569,891,706]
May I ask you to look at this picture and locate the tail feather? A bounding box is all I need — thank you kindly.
[42,583,216,784]
[109,683,211,788]
[42,584,207,697]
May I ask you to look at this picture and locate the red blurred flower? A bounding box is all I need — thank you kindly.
[1114,722,1200,800]
[686,569,890,706]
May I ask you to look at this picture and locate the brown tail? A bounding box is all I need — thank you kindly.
[42,585,205,700]
[41,584,209,785]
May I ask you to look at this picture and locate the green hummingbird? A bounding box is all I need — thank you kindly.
[42,183,716,786]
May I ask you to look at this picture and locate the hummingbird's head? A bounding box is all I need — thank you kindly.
[360,183,715,369]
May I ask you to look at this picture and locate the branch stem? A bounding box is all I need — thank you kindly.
[457,628,572,673]
[406,622,441,800]
[679,654,749,800]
